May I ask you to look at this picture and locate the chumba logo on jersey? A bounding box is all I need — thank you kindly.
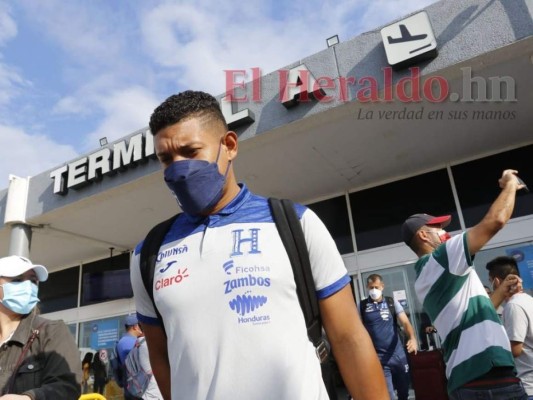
[229,291,268,316]
[156,245,188,263]
[224,275,271,294]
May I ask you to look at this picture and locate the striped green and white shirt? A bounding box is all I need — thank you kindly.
[414,232,515,393]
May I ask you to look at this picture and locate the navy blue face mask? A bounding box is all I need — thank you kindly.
[163,143,231,215]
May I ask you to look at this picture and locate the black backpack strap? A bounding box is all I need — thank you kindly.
[360,298,369,324]
[268,198,327,362]
[139,213,181,329]
[385,296,398,327]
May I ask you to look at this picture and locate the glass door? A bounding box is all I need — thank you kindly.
[361,264,430,349]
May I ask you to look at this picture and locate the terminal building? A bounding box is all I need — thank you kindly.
[1,0,532,361]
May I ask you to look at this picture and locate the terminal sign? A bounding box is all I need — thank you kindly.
[50,130,155,195]
[50,62,326,195]
[380,11,437,70]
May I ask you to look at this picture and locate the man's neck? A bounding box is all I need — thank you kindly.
[208,181,241,215]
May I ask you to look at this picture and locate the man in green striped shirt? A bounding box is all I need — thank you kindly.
[402,169,527,400]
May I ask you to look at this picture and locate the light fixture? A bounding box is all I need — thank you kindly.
[326,35,339,48]
[99,137,108,147]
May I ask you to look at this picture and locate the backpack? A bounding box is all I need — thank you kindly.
[109,343,125,388]
[139,198,337,399]
[360,296,398,328]
[124,337,152,398]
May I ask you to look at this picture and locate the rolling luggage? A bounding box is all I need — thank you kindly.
[408,331,449,400]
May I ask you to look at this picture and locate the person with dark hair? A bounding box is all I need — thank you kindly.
[81,352,94,393]
[360,274,417,400]
[0,256,82,399]
[130,90,388,400]
[92,351,107,395]
[401,170,527,400]
[487,256,533,399]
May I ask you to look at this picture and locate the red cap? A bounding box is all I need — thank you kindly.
[402,214,451,245]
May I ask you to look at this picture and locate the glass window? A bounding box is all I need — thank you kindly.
[360,264,433,350]
[79,315,131,351]
[452,144,533,227]
[39,266,79,313]
[81,253,132,306]
[350,169,460,251]
[79,315,132,394]
[307,195,354,254]
[67,323,77,340]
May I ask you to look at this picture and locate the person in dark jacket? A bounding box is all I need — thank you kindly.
[0,255,82,399]
[92,351,108,395]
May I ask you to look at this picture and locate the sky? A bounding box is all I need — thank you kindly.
[0,0,437,190]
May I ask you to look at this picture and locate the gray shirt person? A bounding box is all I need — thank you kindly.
[503,292,533,396]
[138,338,163,399]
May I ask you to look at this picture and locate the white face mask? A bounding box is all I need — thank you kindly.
[369,288,382,300]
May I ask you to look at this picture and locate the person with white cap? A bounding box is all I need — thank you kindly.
[402,169,527,400]
[0,255,82,399]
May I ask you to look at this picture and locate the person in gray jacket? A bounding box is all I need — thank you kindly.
[0,256,82,400]
[137,337,163,399]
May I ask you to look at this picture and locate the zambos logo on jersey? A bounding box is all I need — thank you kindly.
[156,245,188,263]
[224,274,271,294]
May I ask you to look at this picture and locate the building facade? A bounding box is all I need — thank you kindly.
[0,0,532,373]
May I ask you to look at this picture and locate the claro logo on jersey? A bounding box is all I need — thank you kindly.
[155,260,190,291]
[224,228,271,325]
[155,268,189,290]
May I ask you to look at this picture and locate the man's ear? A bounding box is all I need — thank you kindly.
[417,229,433,245]
[223,131,238,160]
[489,277,499,290]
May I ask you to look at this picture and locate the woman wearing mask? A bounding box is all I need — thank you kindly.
[0,256,82,399]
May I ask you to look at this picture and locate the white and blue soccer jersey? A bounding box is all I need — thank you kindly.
[130,184,350,400]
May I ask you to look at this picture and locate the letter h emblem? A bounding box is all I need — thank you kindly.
[230,228,261,256]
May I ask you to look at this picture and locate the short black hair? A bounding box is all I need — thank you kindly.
[367,274,383,284]
[149,90,228,135]
[485,256,519,280]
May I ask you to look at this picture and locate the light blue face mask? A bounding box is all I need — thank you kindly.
[0,280,39,315]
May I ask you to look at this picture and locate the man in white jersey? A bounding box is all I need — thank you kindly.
[487,256,533,399]
[401,169,527,400]
[130,91,388,400]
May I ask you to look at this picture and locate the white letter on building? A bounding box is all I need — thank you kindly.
[113,134,143,171]
[87,148,112,180]
[67,158,88,189]
[50,165,68,195]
